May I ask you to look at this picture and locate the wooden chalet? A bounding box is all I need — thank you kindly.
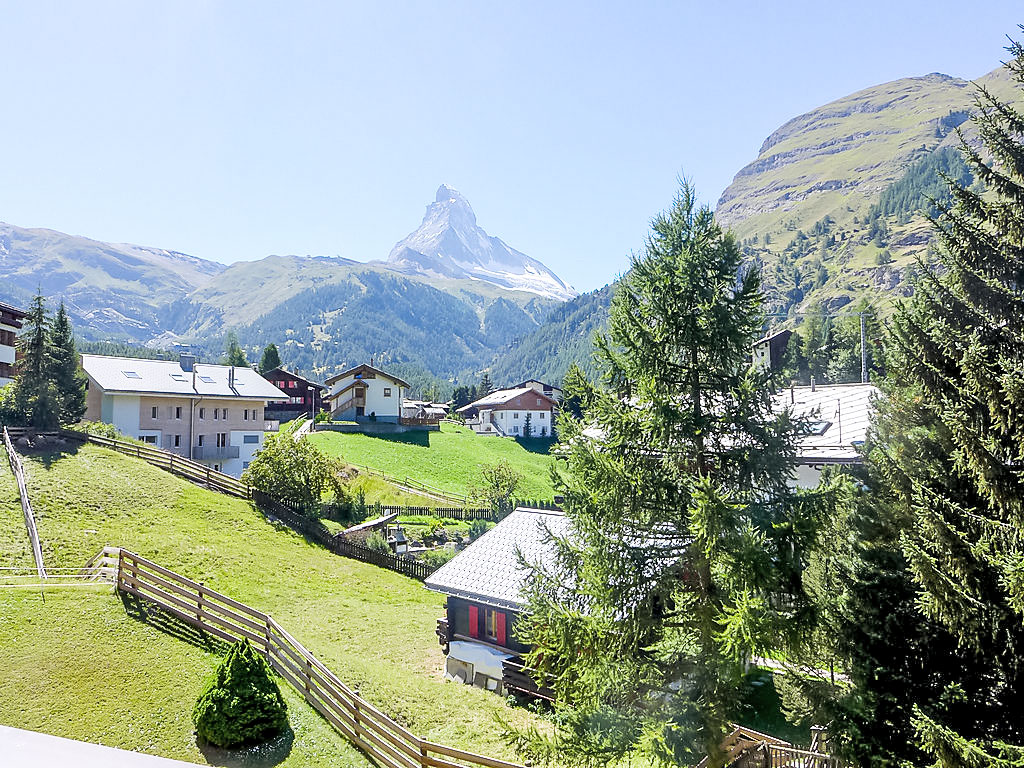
[424,507,569,698]
[262,367,327,421]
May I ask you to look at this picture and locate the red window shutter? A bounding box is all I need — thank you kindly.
[495,611,506,647]
[468,605,479,638]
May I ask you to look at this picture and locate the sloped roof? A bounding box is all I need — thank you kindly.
[774,382,881,463]
[424,508,571,611]
[0,300,28,319]
[324,363,410,388]
[81,355,287,400]
[456,386,557,413]
[264,367,326,390]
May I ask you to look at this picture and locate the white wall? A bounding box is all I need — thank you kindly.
[492,408,553,437]
[362,379,402,419]
[111,395,141,437]
[229,429,264,477]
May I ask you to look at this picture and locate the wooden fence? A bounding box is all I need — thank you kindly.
[2,426,46,580]
[115,548,526,768]
[698,725,842,768]
[59,429,251,499]
[253,491,437,581]
[379,505,497,521]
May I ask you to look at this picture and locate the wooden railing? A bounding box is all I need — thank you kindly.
[3,426,46,580]
[700,725,842,768]
[252,491,437,581]
[60,429,250,499]
[378,505,498,521]
[115,548,526,768]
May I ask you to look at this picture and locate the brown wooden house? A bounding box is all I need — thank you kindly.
[424,507,569,697]
[262,367,327,421]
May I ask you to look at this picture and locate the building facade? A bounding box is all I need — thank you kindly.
[261,367,327,421]
[425,507,569,695]
[81,354,286,477]
[457,386,557,437]
[0,301,27,386]
[325,364,408,423]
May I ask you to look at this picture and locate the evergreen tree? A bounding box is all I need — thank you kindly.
[511,183,825,768]
[258,343,281,374]
[222,331,248,367]
[478,372,493,395]
[49,301,86,424]
[869,37,1024,765]
[14,292,58,430]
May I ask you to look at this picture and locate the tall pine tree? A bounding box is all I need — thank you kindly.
[258,343,281,374]
[14,293,58,430]
[871,35,1024,766]
[49,301,86,424]
[511,183,825,768]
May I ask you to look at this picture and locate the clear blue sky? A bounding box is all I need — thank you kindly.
[1,2,1020,293]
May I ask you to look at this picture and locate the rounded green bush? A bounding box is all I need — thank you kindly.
[192,638,289,748]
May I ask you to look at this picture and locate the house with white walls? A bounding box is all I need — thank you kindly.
[457,386,557,437]
[325,363,408,423]
[81,353,286,477]
[0,300,27,386]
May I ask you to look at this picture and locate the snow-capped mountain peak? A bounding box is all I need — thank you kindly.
[383,185,576,301]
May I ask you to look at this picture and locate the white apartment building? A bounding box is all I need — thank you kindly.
[81,353,287,477]
[0,301,27,386]
[457,386,558,437]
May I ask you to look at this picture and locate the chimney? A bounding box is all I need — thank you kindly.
[790,382,795,404]
[179,353,195,372]
[810,376,816,392]
[229,366,235,390]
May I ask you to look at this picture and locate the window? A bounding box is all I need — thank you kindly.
[199,375,215,384]
[173,434,181,448]
[197,434,205,446]
[243,462,250,469]
[170,373,186,382]
[213,408,219,420]
[151,406,158,419]
[243,409,249,420]
[805,420,831,436]
[513,412,519,419]
[243,434,259,444]
[539,412,546,419]
[536,398,542,406]
[540,427,547,436]
[383,387,392,397]
[483,608,506,645]
[216,433,227,448]
[140,435,157,444]
[199,408,205,419]
[290,396,304,405]
[175,406,182,420]
[512,426,519,435]
[123,370,141,379]
[223,408,229,420]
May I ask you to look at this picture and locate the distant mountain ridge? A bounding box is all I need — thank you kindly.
[383,184,577,301]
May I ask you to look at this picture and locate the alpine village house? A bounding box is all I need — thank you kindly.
[325,363,408,423]
[261,366,327,421]
[0,300,27,386]
[457,386,558,437]
[81,353,287,477]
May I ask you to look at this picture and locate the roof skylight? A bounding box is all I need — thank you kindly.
[198,375,215,383]
[122,371,141,379]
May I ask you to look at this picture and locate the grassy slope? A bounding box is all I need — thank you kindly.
[19,443,543,758]
[0,588,365,767]
[310,423,558,500]
[0,447,33,568]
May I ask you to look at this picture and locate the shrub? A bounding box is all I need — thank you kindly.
[420,547,457,569]
[365,530,390,553]
[192,638,288,748]
[74,420,120,439]
[427,516,445,537]
[469,519,491,540]
[243,432,350,512]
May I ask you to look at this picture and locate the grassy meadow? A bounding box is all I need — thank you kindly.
[8,442,546,761]
[0,447,34,569]
[309,423,559,500]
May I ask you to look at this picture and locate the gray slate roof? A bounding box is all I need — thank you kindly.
[774,383,880,463]
[81,355,287,401]
[424,508,571,611]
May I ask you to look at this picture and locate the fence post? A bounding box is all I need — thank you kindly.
[419,741,428,768]
[265,617,273,657]
[352,688,361,737]
[197,584,204,624]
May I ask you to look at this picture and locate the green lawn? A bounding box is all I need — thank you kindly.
[15,442,544,760]
[0,588,365,767]
[0,447,33,569]
[310,423,558,500]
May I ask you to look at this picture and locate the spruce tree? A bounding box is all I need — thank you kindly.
[871,36,1024,765]
[223,331,248,367]
[512,183,825,768]
[258,343,281,374]
[49,301,86,424]
[478,372,493,395]
[14,292,58,430]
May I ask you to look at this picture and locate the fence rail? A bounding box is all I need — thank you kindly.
[3,426,46,580]
[114,548,525,768]
[252,491,438,581]
[379,505,498,521]
[59,429,250,498]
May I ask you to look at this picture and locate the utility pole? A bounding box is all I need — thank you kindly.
[860,312,868,384]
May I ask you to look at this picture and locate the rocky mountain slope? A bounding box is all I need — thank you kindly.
[488,62,1023,387]
[383,184,577,301]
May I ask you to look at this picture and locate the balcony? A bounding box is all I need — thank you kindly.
[192,445,240,461]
